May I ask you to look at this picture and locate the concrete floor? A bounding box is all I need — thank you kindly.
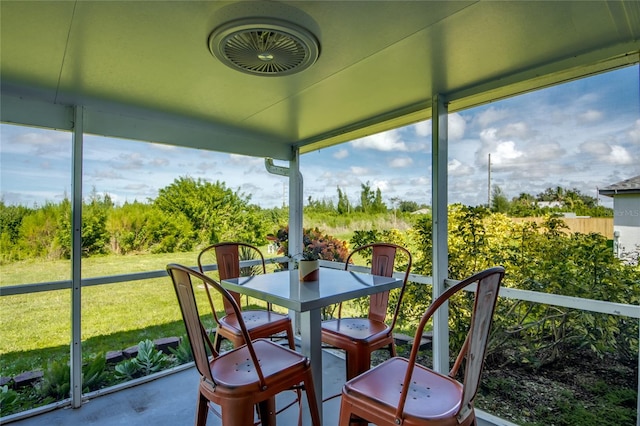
[5,350,345,426]
[4,349,506,426]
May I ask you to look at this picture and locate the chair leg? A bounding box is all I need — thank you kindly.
[212,331,223,353]
[347,349,371,381]
[389,341,396,357]
[338,398,354,426]
[286,323,296,350]
[257,397,277,426]
[303,370,322,426]
[221,397,255,425]
[195,391,209,426]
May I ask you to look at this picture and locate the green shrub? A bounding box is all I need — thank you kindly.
[168,336,193,364]
[115,340,173,380]
[0,385,19,416]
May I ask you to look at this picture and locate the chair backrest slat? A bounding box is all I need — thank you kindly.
[166,266,215,383]
[344,243,411,324]
[197,242,266,315]
[167,263,269,388]
[394,266,504,423]
[460,270,502,413]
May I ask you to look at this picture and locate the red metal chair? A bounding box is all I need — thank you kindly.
[321,242,412,381]
[167,263,321,426]
[338,266,505,426]
[197,242,295,352]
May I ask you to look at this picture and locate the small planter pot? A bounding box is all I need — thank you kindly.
[298,260,319,282]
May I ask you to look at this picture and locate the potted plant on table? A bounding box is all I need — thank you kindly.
[299,241,321,281]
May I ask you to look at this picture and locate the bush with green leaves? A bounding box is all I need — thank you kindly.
[106,201,194,254]
[37,353,110,401]
[1,385,20,416]
[154,177,270,246]
[115,340,173,380]
[408,205,640,367]
[168,336,194,364]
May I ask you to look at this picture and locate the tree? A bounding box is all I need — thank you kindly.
[337,187,350,214]
[154,177,269,245]
[398,200,419,213]
[490,186,510,213]
[359,182,375,213]
[106,201,194,254]
[56,192,111,258]
[372,187,386,213]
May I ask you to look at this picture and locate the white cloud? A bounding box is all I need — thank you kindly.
[525,143,565,162]
[496,122,531,140]
[477,107,509,127]
[12,131,69,156]
[492,141,524,165]
[333,148,349,159]
[448,113,466,141]
[372,180,390,192]
[607,145,634,165]
[114,152,145,170]
[389,157,413,168]
[413,121,431,137]
[580,140,611,156]
[350,166,369,175]
[149,158,170,167]
[627,119,640,145]
[352,130,408,152]
[448,158,474,176]
[577,109,603,124]
[578,139,634,165]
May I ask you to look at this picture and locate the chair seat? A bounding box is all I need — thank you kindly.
[210,339,308,391]
[219,310,290,333]
[342,357,463,425]
[321,318,391,342]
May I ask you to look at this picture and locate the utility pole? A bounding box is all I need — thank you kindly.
[487,153,492,207]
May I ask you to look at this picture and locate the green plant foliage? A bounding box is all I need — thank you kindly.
[168,336,194,364]
[115,340,173,380]
[56,192,112,258]
[38,360,70,400]
[82,354,108,392]
[154,176,269,245]
[406,204,640,367]
[106,201,194,254]
[114,359,139,381]
[0,385,19,416]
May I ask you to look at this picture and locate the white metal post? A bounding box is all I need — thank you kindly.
[71,106,84,408]
[288,148,303,334]
[432,94,450,373]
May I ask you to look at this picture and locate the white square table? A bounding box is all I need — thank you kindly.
[220,266,403,423]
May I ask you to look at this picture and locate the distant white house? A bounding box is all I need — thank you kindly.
[537,201,563,209]
[599,175,640,262]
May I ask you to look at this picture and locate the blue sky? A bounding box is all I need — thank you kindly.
[1,65,639,210]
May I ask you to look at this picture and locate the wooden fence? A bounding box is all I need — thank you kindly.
[510,217,614,239]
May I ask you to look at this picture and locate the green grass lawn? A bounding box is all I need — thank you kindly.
[0,248,284,376]
[0,240,375,377]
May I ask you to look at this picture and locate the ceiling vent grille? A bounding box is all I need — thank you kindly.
[208,18,319,76]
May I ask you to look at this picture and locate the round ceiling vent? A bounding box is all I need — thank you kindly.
[208,18,319,76]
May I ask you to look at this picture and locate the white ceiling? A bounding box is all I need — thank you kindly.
[1,1,639,160]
